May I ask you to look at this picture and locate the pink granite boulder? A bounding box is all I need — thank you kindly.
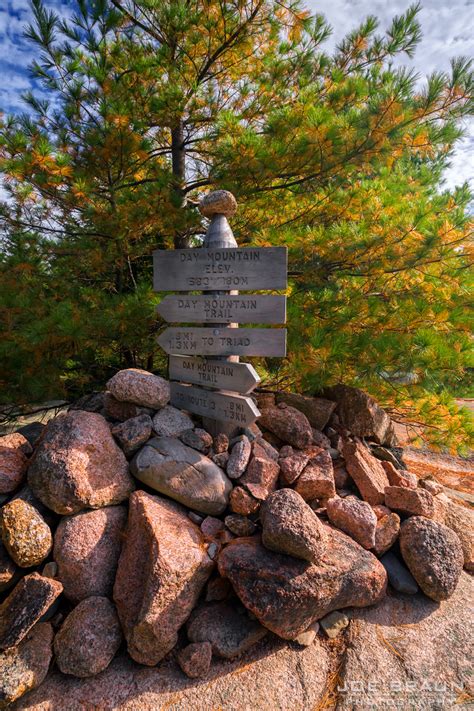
[294,449,335,501]
[106,368,170,409]
[258,403,313,449]
[326,496,377,550]
[54,506,127,603]
[54,597,122,677]
[218,529,386,640]
[342,441,389,505]
[28,411,134,515]
[113,491,214,666]
[0,433,30,494]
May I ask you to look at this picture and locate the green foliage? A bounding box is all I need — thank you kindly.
[0,0,472,450]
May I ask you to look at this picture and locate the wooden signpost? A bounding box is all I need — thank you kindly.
[169,356,260,394]
[153,246,287,291]
[157,327,287,357]
[170,382,260,426]
[157,294,286,324]
[153,189,288,433]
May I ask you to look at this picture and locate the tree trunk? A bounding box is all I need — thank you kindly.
[171,120,191,249]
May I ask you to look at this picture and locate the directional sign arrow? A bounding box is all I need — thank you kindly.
[157,294,286,324]
[169,355,261,394]
[153,246,287,291]
[170,382,260,426]
[157,327,287,357]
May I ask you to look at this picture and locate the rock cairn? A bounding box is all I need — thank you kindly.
[0,368,472,706]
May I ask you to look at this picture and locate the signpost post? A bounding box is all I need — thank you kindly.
[153,189,287,434]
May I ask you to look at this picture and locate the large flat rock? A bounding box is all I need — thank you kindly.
[13,636,329,711]
[338,571,473,709]
[12,574,473,710]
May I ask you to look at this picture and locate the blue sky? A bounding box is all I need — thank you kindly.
[1,0,472,188]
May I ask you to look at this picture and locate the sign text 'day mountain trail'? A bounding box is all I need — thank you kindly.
[157,294,286,324]
[153,246,287,291]
[169,355,260,394]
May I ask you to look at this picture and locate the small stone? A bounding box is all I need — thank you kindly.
[312,429,331,449]
[343,441,389,505]
[27,410,134,515]
[380,552,418,594]
[252,438,279,462]
[384,486,435,518]
[254,392,276,409]
[0,573,63,649]
[333,463,351,489]
[0,433,29,495]
[188,511,204,525]
[0,623,53,708]
[106,368,170,409]
[419,477,444,496]
[229,487,260,515]
[17,422,45,447]
[187,602,267,659]
[201,516,225,538]
[11,485,54,527]
[199,189,237,217]
[213,433,229,454]
[0,432,32,456]
[295,450,335,501]
[54,597,122,678]
[239,456,279,500]
[294,622,320,647]
[54,506,127,603]
[111,414,152,455]
[326,496,377,550]
[69,391,104,413]
[322,385,396,446]
[372,504,392,519]
[320,611,349,639]
[259,404,313,449]
[243,423,262,441]
[279,451,309,485]
[0,542,17,593]
[438,494,474,571]
[152,406,194,437]
[205,576,232,602]
[275,392,337,430]
[103,392,149,421]
[381,461,417,488]
[227,436,252,479]
[131,436,232,516]
[399,516,463,601]
[41,561,58,579]
[207,542,220,560]
[369,445,404,468]
[373,512,400,556]
[224,514,257,537]
[180,428,213,453]
[113,491,213,665]
[261,489,326,563]
[1,499,52,567]
[279,445,294,457]
[177,641,212,679]
[212,452,229,468]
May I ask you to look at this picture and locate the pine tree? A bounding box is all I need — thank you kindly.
[0,0,472,449]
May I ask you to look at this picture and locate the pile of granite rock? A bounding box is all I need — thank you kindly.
[0,369,472,707]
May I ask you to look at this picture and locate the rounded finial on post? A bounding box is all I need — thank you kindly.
[199,190,237,218]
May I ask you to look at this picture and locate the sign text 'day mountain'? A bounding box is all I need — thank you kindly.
[153,246,287,291]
